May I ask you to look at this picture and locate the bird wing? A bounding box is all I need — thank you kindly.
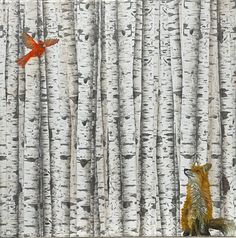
[44,39,59,47]
[22,32,38,49]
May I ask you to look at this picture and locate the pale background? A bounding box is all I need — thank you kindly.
[0,0,236,237]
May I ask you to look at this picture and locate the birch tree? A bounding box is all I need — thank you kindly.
[179,0,201,221]
[218,0,235,221]
[167,0,182,234]
[117,1,139,235]
[140,0,158,235]
[36,0,53,236]
[20,1,41,236]
[152,2,162,235]
[17,1,27,237]
[43,1,70,236]
[230,0,236,223]
[196,0,210,165]
[99,2,110,235]
[56,1,79,236]
[0,0,236,236]
[57,1,78,235]
[207,0,222,235]
[132,1,143,233]
[156,0,176,235]
[94,0,107,236]
[103,0,122,235]
[4,1,20,236]
[0,1,8,236]
[75,0,95,235]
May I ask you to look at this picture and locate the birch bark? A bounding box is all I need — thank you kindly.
[132,1,143,233]
[94,1,107,236]
[57,1,77,235]
[22,1,42,236]
[0,1,8,236]
[17,1,27,237]
[4,1,20,236]
[103,1,122,235]
[218,0,235,220]
[167,0,182,234]
[55,1,79,237]
[207,0,221,233]
[156,0,176,235]
[37,0,52,236]
[75,1,95,235]
[230,0,236,223]
[179,0,200,222]
[0,0,236,236]
[43,1,69,236]
[100,2,110,235]
[140,0,157,235]
[196,0,210,165]
[153,2,162,235]
[117,1,138,235]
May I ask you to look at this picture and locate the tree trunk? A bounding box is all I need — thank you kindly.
[0,0,235,236]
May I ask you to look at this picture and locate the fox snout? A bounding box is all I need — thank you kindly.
[184,169,192,177]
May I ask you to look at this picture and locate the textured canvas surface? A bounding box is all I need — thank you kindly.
[0,0,236,237]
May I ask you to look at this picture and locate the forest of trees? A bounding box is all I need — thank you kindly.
[0,0,235,237]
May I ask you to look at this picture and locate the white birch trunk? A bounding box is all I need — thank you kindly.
[22,1,41,236]
[103,1,122,235]
[90,2,107,236]
[37,0,52,236]
[95,57,107,236]
[43,1,69,236]
[207,0,221,234]
[4,1,20,236]
[179,0,200,225]
[17,1,27,237]
[153,2,162,236]
[90,10,99,232]
[94,1,108,236]
[140,0,157,235]
[117,1,138,235]
[230,0,236,223]
[167,0,182,234]
[132,1,143,233]
[157,0,176,235]
[0,2,8,236]
[100,2,110,235]
[0,0,236,236]
[57,1,77,235]
[75,1,95,235]
[196,0,210,165]
[56,1,79,237]
[218,0,235,220]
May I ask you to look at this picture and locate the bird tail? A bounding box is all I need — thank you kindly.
[16,52,32,68]
[208,218,236,236]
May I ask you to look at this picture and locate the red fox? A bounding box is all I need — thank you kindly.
[181,162,236,236]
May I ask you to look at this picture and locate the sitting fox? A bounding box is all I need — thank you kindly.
[181,162,236,236]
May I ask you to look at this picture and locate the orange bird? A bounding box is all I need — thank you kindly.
[16,32,59,67]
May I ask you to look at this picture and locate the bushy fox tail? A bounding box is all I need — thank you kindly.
[208,218,236,236]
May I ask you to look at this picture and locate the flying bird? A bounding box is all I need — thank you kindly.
[16,32,59,67]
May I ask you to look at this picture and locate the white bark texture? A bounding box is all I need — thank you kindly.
[0,0,235,237]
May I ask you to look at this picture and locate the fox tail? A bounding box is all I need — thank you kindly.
[208,218,236,236]
[16,52,32,68]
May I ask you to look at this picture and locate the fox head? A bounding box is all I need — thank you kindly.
[184,163,212,184]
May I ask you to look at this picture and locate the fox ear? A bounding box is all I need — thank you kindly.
[204,163,212,172]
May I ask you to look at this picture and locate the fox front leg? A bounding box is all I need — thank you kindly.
[183,230,190,236]
[199,223,211,236]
